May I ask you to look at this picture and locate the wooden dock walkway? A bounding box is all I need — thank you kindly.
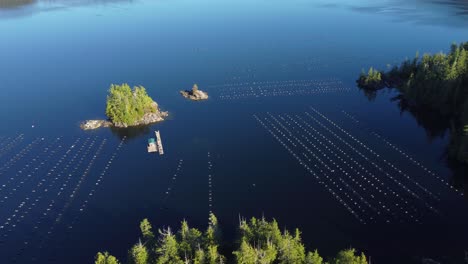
[155,131,164,155]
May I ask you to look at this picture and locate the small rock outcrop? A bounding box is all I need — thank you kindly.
[180,84,209,101]
[80,120,112,130]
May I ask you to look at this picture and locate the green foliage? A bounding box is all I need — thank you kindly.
[96,216,367,264]
[332,249,367,264]
[95,252,119,264]
[277,229,306,264]
[358,67,383,90]
[233,240,257,264]
[129,241,149,264]
[359,42,468,164]
[140,218,154,242]
[156,228,184,264]
[105,83,157,126]
[306,250,323,264]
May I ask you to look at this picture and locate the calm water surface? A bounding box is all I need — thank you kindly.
[1,0,468,263]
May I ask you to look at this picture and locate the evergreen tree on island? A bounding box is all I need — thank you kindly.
[105,83,166,127]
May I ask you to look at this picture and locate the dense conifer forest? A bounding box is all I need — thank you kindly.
[95,214,368,264]
[105,84,158,126]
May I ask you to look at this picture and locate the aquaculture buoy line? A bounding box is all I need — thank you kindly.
[255,111,445,223]
[290,114,420,221]
[0,134,25,159]
[282,114,420,223]
[308,107,441,203]
[271,113,405,224]
[0,137,41,176]
[64,136,126,230]
[24,137,125,264]
[0,136,11,149]
[208,78,342,88]
[0,137,63,205]
[253,114,367,224]
[161,159,184,208]
[2,136,98,263]
[341,110,463,197]
[0,138,87,264]
[209,79,350,100]
[304,110,440,216]
[0,137,87,242]
[208,152,214,214]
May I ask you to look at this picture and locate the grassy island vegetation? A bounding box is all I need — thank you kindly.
[95,214,368,264]
[105,84,159,127]
[357,42,468,164]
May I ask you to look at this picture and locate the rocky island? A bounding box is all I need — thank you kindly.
[180,84,209,101]
[81,83,168,130]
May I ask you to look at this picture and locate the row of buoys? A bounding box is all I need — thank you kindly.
[45,137,105,234]
[0,136,88,264]
[0,137,63,204]
[32,137,126,263]
[256,111,442,223]
[341,110,464,197]
[274,113,402,223]
[254,114,367,224]
[208,152,213,214]
[0,136,12,151]
[10,137,97,263]
[217,79,350,100]
[304,110,439,215]
[0,137,41,175]
[219,88,351,100]
[4,137,89,263]
[209,78,342,89]
[282,114,420,223]
[0,137,89,239]
[291,114,420,219]
[0,134,24,159]
[309,108,440,203]
[5,137,101,263]
[162,159,184,206]
[219,80,345,92]
[66,136,126,230]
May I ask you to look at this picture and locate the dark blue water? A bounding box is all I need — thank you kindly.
[1,0,468,263]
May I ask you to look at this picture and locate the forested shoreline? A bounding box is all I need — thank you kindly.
[357,42,468,164]
[95,214,368,264]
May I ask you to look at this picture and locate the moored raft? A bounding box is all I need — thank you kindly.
[147,138,157,153]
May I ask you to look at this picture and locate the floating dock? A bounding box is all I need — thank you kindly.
[155,131,164,155]
[147,138,157,153]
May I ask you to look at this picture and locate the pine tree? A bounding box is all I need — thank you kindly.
[305,250,323,264]
[233,240,257,264]
[129,241,148,264]
[140,219,154,242]
[277,229,305,264]
[332,249,368,264]
[156,228,184,264]
[95,252,119,264]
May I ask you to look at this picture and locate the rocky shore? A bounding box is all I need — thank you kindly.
[180,84,209,101]
[81,101,168,130]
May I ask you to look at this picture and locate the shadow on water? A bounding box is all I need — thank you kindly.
[0,0,136,19]
[0,0,36,9]
[109,124,151,141]
[359,87,468,195]
[317,0,468,27]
